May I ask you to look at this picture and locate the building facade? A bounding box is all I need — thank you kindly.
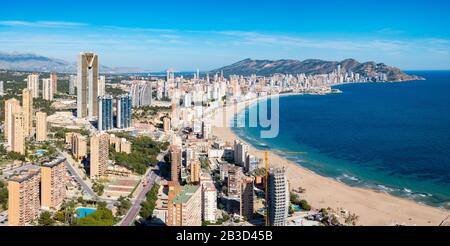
[36,112,47,142]
[8,168,41,226]
[268,167,289,226]
[22,88,33,137]
[98,95,113,131]
[77,52,99,118]
[42,78,54,101]
[27,73,40,98]
[41,158,67,210]
[240,176,254,220]
[90,132,109,179]
[167,185,202,226]
[116,94,132,129]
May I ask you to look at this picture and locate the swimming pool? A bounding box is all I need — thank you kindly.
[76,207,97,218]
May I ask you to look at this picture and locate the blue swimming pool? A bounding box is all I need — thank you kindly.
[76,207,97,218]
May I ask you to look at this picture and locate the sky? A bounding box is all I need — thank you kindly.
[0,0,449,71]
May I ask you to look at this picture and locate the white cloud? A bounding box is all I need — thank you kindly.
[0,20,88,28]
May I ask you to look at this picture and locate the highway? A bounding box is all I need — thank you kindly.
[119,171,158,226]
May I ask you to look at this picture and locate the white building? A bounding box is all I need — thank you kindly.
[42,78,54,101]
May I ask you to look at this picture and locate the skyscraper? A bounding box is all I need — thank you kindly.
[98,95,113,131]
[90,132,109,180]
[77,52,99,118]
[42,78,54,101]
[240,176,254,220]
[22,88,33,137]
[50,72,58,94]
[234,140,248,167]
[36,112,47,142]
[116,94,132,129]
[170,145,182,184]
[12,112,25,154]
[268,167,289,226]
[27,73,40,98]
[41,157,66,210]
[69,75,76,95]
[190,160,200,184]
[8,167,41,226]
[130,81,153,107]
[4,98,21,148]
[98,75,106,97]
[0,80,4,96]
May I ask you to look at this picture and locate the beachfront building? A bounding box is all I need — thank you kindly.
[240,176,254,220]
[268,167,289,226]
[234,140,248,166]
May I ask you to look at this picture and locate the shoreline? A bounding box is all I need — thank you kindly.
[210,94,450,226]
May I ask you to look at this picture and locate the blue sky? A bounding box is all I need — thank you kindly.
[0,0,449,71]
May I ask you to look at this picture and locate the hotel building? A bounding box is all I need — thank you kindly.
[77,52,99,118]
[268,167,289,226]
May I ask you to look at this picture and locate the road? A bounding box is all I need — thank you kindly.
[119,171,158,226]
[57,150,97,199]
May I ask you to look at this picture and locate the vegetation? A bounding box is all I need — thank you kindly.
[51,127,90,140]
[105,86,126,97]
[290,193,312,211]
[139,184,160,220]
[93,182,105,196]
[34,98,56,116]
[0,180,8,210]
[75,206,115,226]
[110,136,168,175]
[115,196,132,217]
[132,106,170,119]
[38,211,55,226]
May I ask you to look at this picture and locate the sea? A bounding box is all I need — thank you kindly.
[232,71,450,209]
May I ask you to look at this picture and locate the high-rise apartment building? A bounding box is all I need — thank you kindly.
[201,182,217,223]
[268,167,289,226]
[77,52,99,118]
[71,133,87,161]
[170,145,182,184]
[190,160,201,184]
[130,81,153,107]
[36,112,47,142]
[8,167,41,226]
[5,98,21,147]
[69,75,76,95]
[12,112,25,154]
[98,95,113,131]
[41,157,67,210]
[227,165,243,198]
[98,75,106,97]
[42,78,54,101]
[240,176,254,220]
[0,80,4,96]
[167,185,202,226]
[90,132,109,179]
[234,140,248,166]
[27,73,40,98]
[22,88,33,137]
[116,94,132,129]
[50,72,58,94]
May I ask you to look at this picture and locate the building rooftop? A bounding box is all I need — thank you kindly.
[172,185,199,204]
[42,157,67,168]
[8,166,40,183]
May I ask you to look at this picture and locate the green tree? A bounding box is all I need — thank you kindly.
[139,184,160,220]
[38,211,55,226]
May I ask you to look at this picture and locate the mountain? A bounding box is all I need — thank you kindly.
[0,51,145,74]
[210,58,424,82]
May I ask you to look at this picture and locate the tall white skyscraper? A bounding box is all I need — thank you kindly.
[69,75,76,95]
[77,52,99,118]
[27,73,40,98]
[0,80,4,96]
[42,78,54,101]
[98,75,106,97]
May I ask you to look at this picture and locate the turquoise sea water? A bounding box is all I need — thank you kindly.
[233,71,450,209]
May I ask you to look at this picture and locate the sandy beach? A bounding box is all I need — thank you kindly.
[210,97,450,226]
